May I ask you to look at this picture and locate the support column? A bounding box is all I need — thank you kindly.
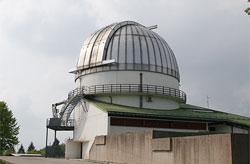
[139,73,143,108]
[45,127,48,158]
[54,130,57,142]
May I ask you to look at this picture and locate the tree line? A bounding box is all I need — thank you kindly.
[17,140,65,157]
[17,142,44,155]
[0,101,65,158]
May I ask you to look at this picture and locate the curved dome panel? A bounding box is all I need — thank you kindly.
[77,21,180,81]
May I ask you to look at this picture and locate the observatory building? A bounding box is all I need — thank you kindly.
[46,21,250,159]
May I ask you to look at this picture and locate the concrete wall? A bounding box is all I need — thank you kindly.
[109,125,204,135]
[89,131,249,164]
[65,140,81,159]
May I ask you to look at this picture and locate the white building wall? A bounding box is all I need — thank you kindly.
[95,95,180,109]
[73,102,109,159]
[143,96,180,109]
[74,102,108,140]
[77,71,179,89]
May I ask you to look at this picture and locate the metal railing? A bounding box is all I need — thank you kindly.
[69,84,186,103]
[67,86,87,99]
[47,84,186,130]
[47,118,74,127]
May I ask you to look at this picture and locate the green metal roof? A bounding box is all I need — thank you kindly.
[87,99,250,128]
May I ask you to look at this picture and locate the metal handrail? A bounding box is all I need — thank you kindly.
[69,84,186,103]
[46,118,74,127]
[48,84,186,129]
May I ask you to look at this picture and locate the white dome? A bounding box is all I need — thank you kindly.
[76,21,180,81]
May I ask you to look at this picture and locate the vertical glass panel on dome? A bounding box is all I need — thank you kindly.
[84,45,92,66]
[106,37,114,60]
[133,35,141,64]
[126,25,132,34]
[88,31,100,44]
[110,35,119,62]
[84,32,100,66]
[96,28,110,63]
[91,29,107,64]
[126,31,133,64]
[141,37,149,65]
[166,46,174,72]
[90,44,99,65]
[162,42,172,72]
[169,48,178,72]
[96,41,105,63]
[95,29,106,42]
[158,41,167,69]
[101,26,113,40]
[120,26,126,35]
[77,47,87,67]
[152,38,162,68]
[131,25,138,35]
[118,27,126,64]
[146,37,155,66]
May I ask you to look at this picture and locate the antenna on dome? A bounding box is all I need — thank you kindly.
[147,25,158,30]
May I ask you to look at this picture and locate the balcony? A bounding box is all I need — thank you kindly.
[46,84,186,131]
[46,118,74,131]
[69,84,186,103]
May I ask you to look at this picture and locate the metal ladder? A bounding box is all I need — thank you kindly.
[51,87,86,127]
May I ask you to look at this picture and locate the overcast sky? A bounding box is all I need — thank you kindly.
[0,0,249,150]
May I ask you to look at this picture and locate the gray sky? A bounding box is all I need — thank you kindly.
[0,0,249,150]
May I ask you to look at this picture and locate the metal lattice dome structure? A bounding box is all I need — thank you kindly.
[76,21,180,81]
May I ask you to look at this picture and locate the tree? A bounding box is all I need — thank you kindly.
[27,142,35,153]
[17,144,25,154]
[0,101,19,155]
